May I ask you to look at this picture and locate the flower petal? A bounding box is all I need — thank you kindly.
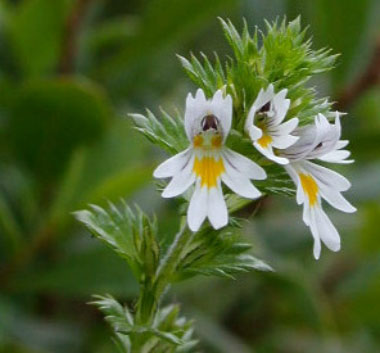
[308,208,322,259]
[302,201,311,225]
[253,84,275,109]
[282,113,344,162]
[245,85,275,135]
[271,134,299,150]
[312,206,341,253]
[318,150,353,164]
[187,184,208,231]
[271,117,299,137]
[223,149,266,180]
[302,161,351,192]
[184,89,207,140]
[254,142,289,165]
[319,188,356,213]
[336,140,349,149]
[162,155,195,198]
[307,113,340,159]
[248,124,263,141]
[281,125,317,161]
[271,89,290,124]
[207,185,228,229]
[210,90,233,138]
[153,148,192,178]
[222,159,262,199]
[284,165,305,204]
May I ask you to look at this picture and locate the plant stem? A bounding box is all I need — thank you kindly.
[154,223,193,298]
[135,223,194,326]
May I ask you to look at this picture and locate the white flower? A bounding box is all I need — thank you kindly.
[281,113,356,259]
[282,112,352,163]
[154,89,266,232]
[245,84,299,165]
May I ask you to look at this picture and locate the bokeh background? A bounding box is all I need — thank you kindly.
[0,0,380,352]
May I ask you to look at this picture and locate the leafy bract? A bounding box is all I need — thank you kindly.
[177,227,273,280]
[74,202,159,280]
[131,109,188,155]
[180,17,337,128]
[91,294,197,353]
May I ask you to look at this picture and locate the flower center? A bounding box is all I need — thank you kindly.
[193,114,223,149]
[193,156,225,188]
[258,102,271,114]
[257,134,272,148]
[299,173,318,206]
[201,114,219,131]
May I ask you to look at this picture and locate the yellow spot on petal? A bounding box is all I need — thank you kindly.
[257,134,272,148]
[193,135,203,148]
[299,173,319,206]
[211,135,223,148]
[193,156,225,188]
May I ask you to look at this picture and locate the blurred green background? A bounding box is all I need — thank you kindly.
[0,0,379,352]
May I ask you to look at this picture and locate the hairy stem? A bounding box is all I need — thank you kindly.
[154,223,193,297]
[135,223,194,325]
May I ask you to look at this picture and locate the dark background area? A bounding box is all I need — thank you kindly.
[0,0,380,352]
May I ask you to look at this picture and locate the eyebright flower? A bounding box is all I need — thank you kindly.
[281,113,356,259]
[154,89,266,232]
[245,84,299,165]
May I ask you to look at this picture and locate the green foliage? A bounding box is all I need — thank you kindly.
[7,78,110,183]
[0,0,378,352]
[133,17,339,201]
[312,0,373,88]
[95,0,235,80]
[180,17,337,128]
[177,53,226,99]
[255,164,296,197]
[131,109,188,155]
[177,227,273,280]
[75,201,271,282]
[91,294,197,353]
[76,198,272,350]
[74,202,159,280]
[7,0,72,76]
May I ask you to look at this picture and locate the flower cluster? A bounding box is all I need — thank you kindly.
[154,85,355,259]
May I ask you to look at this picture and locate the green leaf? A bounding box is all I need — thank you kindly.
[92,296,197,353]
[176,227,273,280]
[95,0,235,79]
[91,294,133,353]
[131,109,188,155]
[7,78,111,183]
[312,0,373,89]
[91,294,134,329]
[0,166,39,260]
[0,191,23,254]
[47,118,152,229]
[177,52,226,98]
[9,245,139,297]
[74,202,160,280]
[8,0,72,76]
[181,17,337,131]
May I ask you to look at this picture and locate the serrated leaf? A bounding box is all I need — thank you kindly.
[176,227,273,280]
[92,296,196,352]
[131,108,188,154]
[91,294,134,329]
[74,202,159,279]
[181,16,338,131]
